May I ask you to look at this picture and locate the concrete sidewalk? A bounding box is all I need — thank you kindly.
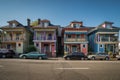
[48,57,64,60]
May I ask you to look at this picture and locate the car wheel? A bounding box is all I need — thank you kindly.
[81,57,85,60]
[92,57,95,60]
[118,58,120,60]
[105,57,109,60]
[66,57,70,60]
[22,56,26,59]
[39,56,42,60]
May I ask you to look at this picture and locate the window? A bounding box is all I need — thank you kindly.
[16,33,20,40]
[83,44,86,48]
[76,34,80,38]
[12,23,16,27]
[36,43,39,47]
[100,44,103,48]
[73,24,80,28]
[81,34,84,38]
[44,22,49,27]
[18,43,21,47]
[68,35,71,38]
[48,34,52,40]
[73,24,76,28]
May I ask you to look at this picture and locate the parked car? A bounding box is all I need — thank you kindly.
[116,55,120,60]
[87,53,109,60]
[63,52,87,60]
[19,52,47,60]
[0,49,16,58]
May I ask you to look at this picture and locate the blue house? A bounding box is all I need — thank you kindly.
[88,21,120,54]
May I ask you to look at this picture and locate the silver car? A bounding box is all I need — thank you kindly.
[88,53,110,60]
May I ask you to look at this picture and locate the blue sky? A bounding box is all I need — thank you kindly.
[0,0,120,27]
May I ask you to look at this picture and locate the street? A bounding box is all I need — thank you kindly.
[0,59,120,80]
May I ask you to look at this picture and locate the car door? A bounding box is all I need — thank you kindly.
[74,52,80,59]
[96,53,100,59]
[31,52,39,58]
[27,52,36,58]
[71,52,76,59]
[100,53,106,59]
[27,52,33,58]
[96,53,103,59]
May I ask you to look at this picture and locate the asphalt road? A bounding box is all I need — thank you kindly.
[0,59,120,80]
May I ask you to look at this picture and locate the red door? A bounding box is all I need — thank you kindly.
[52,45,55,57]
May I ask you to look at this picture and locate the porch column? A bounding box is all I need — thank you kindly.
[50,43,51,52]
[81,44,82,52]
[39,42,41,53]
[36,31,38,40]
[64,44,66,52]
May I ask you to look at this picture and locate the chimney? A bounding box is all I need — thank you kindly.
[27,18,30,27]
[38,18,41,25]
[80,21,83,27]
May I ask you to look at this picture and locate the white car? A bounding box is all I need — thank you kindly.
[88,53,110,60]
[116,55,120,60]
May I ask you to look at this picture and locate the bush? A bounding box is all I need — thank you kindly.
[26,45,37,53]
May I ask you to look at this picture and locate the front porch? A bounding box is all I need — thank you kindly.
[0,42,24,54]
[64,43,88,55]
[35,42,56,57]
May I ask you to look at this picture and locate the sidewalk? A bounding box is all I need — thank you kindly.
[48,57,64,60]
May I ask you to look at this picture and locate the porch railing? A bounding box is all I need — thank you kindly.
[65,38,87,42]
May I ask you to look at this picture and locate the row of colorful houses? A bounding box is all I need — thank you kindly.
[0,19,120,57]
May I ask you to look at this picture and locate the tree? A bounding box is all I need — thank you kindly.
[31,20,38,26]
[26,45,37,53]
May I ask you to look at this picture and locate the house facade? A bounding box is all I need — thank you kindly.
[33,19,58,57]
[0,20,31,54]
[62,21,89,55]
[88,21,120,54]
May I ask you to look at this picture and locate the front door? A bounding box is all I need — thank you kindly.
[52,45,55,57]
[7,44,11,49]
[72,45,77,52]
[110,45,114,53]
[44,44,49,53]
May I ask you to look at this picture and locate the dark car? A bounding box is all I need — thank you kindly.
[0,49,16,58]
[63,52,87,60]
[19,52,48,60]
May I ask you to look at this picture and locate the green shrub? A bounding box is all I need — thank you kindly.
[26,45,37,53]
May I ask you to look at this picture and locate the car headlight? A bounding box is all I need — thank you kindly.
[88,55,92,58]
[63,55,67,58]
[19,55,23,58]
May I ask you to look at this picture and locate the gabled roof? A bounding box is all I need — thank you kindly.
[88,21,120,34]
[7,20,23,26]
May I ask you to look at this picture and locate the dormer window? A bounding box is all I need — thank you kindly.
[106,24,111,28]
[12,23,16,27]
[44,22,49,27]
[102,21,113,29]
[73,24,80,28]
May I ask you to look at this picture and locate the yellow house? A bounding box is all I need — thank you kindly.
[0,20,31,54]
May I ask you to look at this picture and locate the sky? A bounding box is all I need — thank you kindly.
[0,0,120,27]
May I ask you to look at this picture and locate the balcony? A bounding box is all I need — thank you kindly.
[33,37,56,42]
[1,38,25,42]
[101,37,118,42]
[64,38,88,44]
[97,36,118,44]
